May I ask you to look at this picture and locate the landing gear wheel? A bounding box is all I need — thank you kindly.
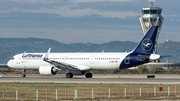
[21,69,26,77]
[66,73,73,78]
[21,74,26,77]
[85,73,93,78]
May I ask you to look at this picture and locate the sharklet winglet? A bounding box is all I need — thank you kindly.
[44,48,51,60]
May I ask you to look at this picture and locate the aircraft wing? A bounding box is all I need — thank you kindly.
[43,48,90,71]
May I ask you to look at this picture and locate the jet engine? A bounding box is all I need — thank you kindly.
[39,65,57,75]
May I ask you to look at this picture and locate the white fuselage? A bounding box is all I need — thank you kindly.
[7,52,129,70]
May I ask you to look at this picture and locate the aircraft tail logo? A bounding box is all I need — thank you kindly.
[141,38,153,51]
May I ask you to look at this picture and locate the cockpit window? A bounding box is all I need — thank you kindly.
[11,57,14,60]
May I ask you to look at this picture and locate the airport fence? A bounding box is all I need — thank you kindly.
[0,86,179,100]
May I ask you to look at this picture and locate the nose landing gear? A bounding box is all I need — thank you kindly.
[21,69,26,77]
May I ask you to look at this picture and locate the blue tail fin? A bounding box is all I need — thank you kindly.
[132,26,158,54]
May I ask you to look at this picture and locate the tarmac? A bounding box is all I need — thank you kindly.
[0,74,180,84]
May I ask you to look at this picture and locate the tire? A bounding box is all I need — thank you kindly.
[66,73,73,78]
[66,73,70,78]
[21,74,26,77]
[69,73,73,78]
[85,73,93,78]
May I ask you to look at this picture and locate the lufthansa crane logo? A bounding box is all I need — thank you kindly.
[141,38,153,51]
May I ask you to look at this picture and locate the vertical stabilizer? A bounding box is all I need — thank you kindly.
[120,26,159,69]
[132,26,158,54]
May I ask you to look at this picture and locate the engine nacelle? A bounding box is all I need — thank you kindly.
[39,65,57,75]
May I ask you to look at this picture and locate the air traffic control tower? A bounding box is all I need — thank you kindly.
[139,0,164,54]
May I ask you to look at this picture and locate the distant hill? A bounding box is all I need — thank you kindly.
[0,38,178,63]
[157,41,180,63]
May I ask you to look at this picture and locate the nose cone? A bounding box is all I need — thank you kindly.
[7,60,12,68]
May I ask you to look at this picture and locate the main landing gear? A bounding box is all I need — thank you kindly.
[66,73,73,78]
[85,73,93,78]
[21,69,26,77]
[65,72,93,78]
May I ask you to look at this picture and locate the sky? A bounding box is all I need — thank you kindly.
[0,0,179,44]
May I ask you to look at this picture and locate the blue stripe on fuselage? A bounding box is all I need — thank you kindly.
[119,53,150,69]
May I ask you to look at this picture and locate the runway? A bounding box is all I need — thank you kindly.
[1,74,180,84]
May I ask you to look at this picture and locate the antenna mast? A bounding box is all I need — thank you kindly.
[148,0,156,7]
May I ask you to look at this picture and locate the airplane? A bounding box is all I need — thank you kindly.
[7,26,161,78]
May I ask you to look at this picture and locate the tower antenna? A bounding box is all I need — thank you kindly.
[148,0,156,7]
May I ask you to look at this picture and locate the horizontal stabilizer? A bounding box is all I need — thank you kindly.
[161,55,171,58]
